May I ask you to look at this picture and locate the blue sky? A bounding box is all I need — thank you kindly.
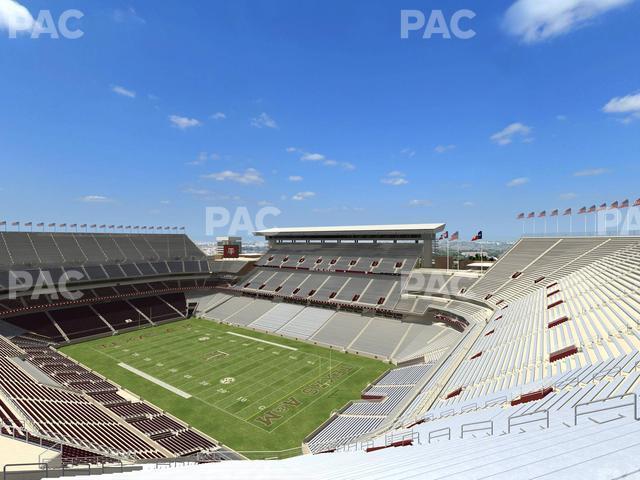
[1,0,639,241]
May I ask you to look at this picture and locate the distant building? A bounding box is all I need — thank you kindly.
[216,236,242,258]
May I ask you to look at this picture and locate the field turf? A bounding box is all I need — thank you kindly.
[60,318,388,458]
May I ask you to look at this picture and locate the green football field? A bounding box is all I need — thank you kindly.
[60,318,388,458]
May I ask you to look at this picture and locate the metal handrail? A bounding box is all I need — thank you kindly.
[428,427,451,443]
[507,409,549,433]
[574,393,638,426]
[460,420,493,439]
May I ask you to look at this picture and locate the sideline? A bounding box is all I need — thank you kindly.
[226,331,298,351]
[118,362,192,398]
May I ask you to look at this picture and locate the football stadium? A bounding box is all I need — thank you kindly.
[2,223,640,478]
[3,0,640,478]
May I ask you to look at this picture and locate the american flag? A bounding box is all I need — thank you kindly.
[471,230,483,241]
[0,221,5,226]
[635,198,640,207]
[90,224,97,228]
[11,222,20,226]
[563,208,572,216]
[117,225,123,229]
[550,209,559,217]
[610,201,619,209]
[450,231,459,241]
[517,212,525,220]
[59,223,67,228]
[70,224,77,228]
[180,226,185,230]
[598,203,607,211]
[37,223,44,227]
[80,224,87,228]
[99,224,106,228]
[527,212,535,219]
[24,222,32,227]
[620,199,629,208]
[48,223,55,227]
[588,205,596,213]
[578,206,587,214]
[538,211,546,218]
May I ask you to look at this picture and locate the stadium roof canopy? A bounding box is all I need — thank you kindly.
[255,223,446,240]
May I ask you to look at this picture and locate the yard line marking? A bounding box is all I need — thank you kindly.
[118,362,192,399]
[226,332,298,351]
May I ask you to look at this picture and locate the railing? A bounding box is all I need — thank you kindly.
[427,427,450,443]
[574,393,638,426]
[3,460,126,480]
[507,409,549,433]
[460,420,493,439]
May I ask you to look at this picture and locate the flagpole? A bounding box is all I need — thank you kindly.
[446,239,449,273]
[457,241,460,271]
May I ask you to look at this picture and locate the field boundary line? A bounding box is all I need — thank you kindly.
[118,362,192,399]
[226,331,298,351]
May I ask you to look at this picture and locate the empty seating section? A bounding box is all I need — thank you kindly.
[249,303,305,331]
[311,312,370,348]
[2,292,188,342]
[0,336,219,460]
[307,364,434,452]
[277,307,335,339]
[0,233,208,291]
[350,318,410,358]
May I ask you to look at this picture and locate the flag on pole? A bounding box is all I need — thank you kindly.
[37,222,44,227]
[0,221,5,226]
[24,222,32,227]
[450,231,459,241]
[90,224,97,228]
[117,225,123,229]
[634,198,640,207]
[180,226,185,230]
[59,223,67,228]
[141,226,147,230]
[620,199,629,208]
[550,209,559,217]
[598,203,607,211]
[517,213,525,219]
[80,224,87,228]
[610,201,619,209]
[11,222,20,226]
[588,205,596,213]
[563,208,572,216]
[471,230,483,241]
[99,224,106,228]
[48,223,56,227]
[125,225,131,229]
[527,212,535,218]
[578,206,587,214]
[70,224,77,228]
[538,211,546,218]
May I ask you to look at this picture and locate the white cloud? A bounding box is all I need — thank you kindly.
[160,200,171,205]
[434,144,456,154]
[491,123,533,145]
[288,175,303,182]
[573,167,609,177]
[202,168,264,185]
[169,115,202,130]
[80,195,114,203]
[503,0,632,44]
[111,85,136,98]
[301,152,325,162]
[401,148,416,158]
[250,112,278,129]
[560,192,578,200]
[187,152,219,166]
[507,177,530,187]
[289,148,355,170]
[463,201,475,207]
[381,171,408,186]
[0,0,35,34]
[211,112,226,120]
[603,92,640,123]
[409,199,432,207]
[292,191,315,201]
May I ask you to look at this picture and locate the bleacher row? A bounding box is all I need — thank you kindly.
[1,291,188,342]
[255,243,420,276]
[0,232,209,291]
[235,268,402,311]
[306,364,435,453]
[199,294,460,363]
[0,335,219,462]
